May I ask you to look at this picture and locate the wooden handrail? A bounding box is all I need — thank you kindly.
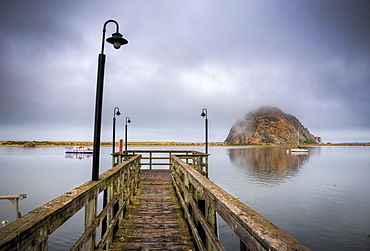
[1,150,308,251]
[113,150,208,175]
[0,155,141,251]
[171,155,310,251]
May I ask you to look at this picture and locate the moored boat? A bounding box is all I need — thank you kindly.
[64,146,93,154]
[291,148,309,152]
[291,127,310,152]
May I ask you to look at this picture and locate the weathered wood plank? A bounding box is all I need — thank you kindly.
[172,155,310,251]
[109,170,195,251]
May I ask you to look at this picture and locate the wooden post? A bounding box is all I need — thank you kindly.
[84,198,97,251]
[101,189,108,238]
[105,183,114,246]
[34,238,48,251]
[168,152,171,169]
[118,168,125,219]
[150,152,152,169]
[112,155,116,167]
[12,198,19,220]
[0,194,27,220]
[119,139,123,154]
[184,173,190,208]
[206,200,217,250]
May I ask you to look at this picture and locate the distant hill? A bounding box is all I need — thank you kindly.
[225,106,322,145]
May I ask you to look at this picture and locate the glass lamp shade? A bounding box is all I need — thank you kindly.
[106,32,128,49]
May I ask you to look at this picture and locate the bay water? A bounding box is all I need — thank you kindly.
[0,145,369,250]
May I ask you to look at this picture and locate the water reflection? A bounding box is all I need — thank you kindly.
[228,147,313,186]
[64,153,93,160]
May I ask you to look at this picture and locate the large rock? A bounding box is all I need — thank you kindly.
[225,106,322,145]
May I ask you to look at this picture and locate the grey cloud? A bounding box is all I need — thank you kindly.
[0,0,369,143]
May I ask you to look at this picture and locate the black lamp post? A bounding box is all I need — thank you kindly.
[201,108,208,154]
[112,107,121,153]
[92,20,128,181]
[125,117,131,151]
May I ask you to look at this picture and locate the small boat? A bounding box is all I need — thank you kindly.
[291,128,310,152]
[64,146,93,154]
[291,148,309,152]
[64,153,93,159]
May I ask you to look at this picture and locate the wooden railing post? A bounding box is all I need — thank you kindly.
[168,152,172,169]
[101,189,108,238]
[206,200,217,250]
[205,156,209,177]
[112,154,117,167]
[149,152,152,169]
[35,239,48,251]
[84,198,97,251]
[106,183,114,246]
[118,167,125,219]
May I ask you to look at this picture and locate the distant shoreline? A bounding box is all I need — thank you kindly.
[0,141,224,148]
[1,141,369,147]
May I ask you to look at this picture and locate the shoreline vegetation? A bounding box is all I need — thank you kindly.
[1,140,369,148]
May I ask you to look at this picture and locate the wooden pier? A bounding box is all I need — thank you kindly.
[110,169,195,250]
[0,150,310,251]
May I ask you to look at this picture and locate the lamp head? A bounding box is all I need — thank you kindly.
[127,118,131,124]
[201,108,207,117]
[106,32,128,49]
[114,107,121,116]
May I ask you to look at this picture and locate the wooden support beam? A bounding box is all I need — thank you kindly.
[0,194,27,221]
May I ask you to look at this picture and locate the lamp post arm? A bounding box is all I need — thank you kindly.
[100,20,120,54]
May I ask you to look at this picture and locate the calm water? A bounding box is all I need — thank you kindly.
[0,146,369,250]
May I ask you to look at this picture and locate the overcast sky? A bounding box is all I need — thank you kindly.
[0,1,369,143]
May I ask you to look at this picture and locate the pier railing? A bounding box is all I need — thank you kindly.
[113,150,209,176]
[0,150,309,251]
[0,155,141,251]
[171,155,310,251]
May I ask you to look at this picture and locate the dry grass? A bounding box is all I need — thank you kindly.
[0,141,228,147]
[1,141,369,148]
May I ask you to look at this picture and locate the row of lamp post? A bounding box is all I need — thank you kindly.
[112,106,131,154]
[113,107,207,155]
[91,19,210,181]
[90,19,209,241]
